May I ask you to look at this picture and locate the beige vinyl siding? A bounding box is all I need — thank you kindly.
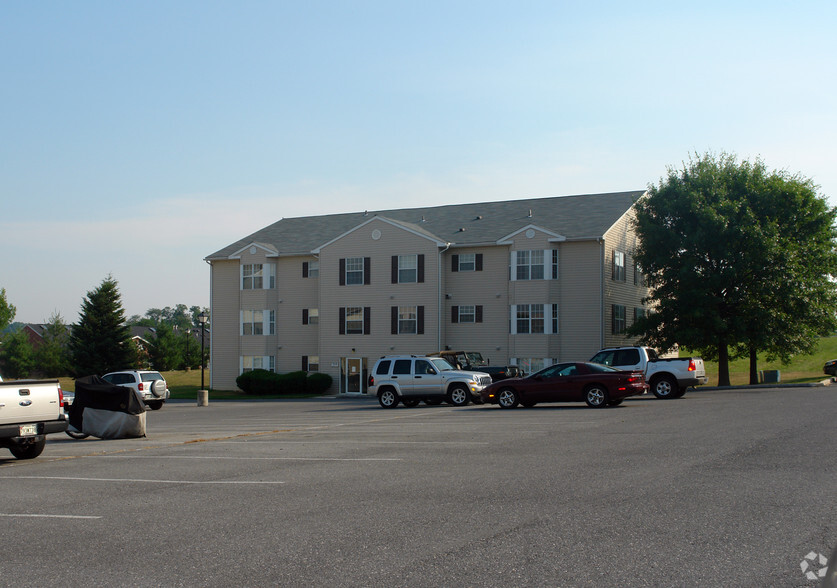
[318,219,442,389]
[557,240,605,361]
[209,259,243,390]
[276,255,318,373]
[443,246,509,365]
[602,208,648,348]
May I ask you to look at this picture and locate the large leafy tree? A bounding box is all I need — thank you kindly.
[0,330,34,378]
[631,152,837,386]
[69,276,135,376]
[0,288,16,331]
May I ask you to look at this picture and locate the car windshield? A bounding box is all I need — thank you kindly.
[430,358,456,371]
[465,352,486,365]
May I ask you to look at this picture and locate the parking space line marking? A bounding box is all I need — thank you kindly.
[0,476,285,484]
[211,440,488,445]
[94,455,403,461]
[0,513,102,519]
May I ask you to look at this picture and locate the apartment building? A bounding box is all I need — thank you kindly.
[205,191,650,393]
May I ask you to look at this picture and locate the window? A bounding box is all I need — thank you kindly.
[340,307,370,335]
[392,254,424,283]
[303,308,319,325]
[510,304,556,334]
[242,264,275,289]
[302,355,319,372]
[516,250,545,280]
[552,249,559,280]
[375,360,391,375]
[634,307,646,323]
[393,359,412,375]
[633,259,645,286]
[303,260,319,278]
[458,305,475,323]
[513,357,547,374]
[340,257,370,286]
[241,356,275,373]
[613,251,626,282]
[452,253,483,272]
[242,310,274,335]
[612,304,626,334]
[391,306,425,334]
[515,304,544,334]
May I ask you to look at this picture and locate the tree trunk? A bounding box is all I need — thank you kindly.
[749,346,759,385]
[717,339,731,386]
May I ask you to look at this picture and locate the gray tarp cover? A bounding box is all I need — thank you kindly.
[70,375,147,439]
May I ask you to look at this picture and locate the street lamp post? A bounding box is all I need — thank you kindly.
[197,311,209,406]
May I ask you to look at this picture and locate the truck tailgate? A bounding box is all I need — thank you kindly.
[0,380,62,425]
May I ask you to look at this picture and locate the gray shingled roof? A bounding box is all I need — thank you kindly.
[206,190,645,260]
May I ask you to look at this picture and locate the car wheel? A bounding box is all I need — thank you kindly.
[447,385,470,407]
[585,385,609,408]
[9,438,46,460]
[151,379,166,398]
[497,388,519,409]
[402,399,420,408]
[608,399,623,406]
[146,400,164,410]
[378,388,399,408]
[651,375,678,399]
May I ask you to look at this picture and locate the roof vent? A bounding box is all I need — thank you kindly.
[420,215,426,222]
[528,209,533,218]
[458,227,466,232]
[475,215,483,220]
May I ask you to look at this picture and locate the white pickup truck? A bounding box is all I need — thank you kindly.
[0,374,68,459]
[589,346,708,399]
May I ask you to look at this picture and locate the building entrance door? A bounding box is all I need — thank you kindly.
[341,357,366,394]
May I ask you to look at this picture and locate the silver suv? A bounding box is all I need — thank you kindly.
[102,370,169,410]
[367,355,492,408]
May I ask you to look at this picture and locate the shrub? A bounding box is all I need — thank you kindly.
[236,369,280,395]
[279,371,307,395]
[306,372,333,394]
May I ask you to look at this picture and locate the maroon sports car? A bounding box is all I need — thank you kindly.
[480,362,648,408]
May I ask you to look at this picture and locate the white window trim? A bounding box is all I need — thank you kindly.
[510,303,558,334]
[510,250,550,281]
[241,263,276,290]
[240,355,276,373]
[241,310,275,336]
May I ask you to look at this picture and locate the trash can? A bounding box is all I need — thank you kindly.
[760,370,781,383]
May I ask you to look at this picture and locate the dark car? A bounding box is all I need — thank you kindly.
[481,365,524,382]
[824,360,837,377]
[480,362,648,409]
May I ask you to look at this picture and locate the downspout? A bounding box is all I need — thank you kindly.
[598,237,605,350]
[439,242,451,351]
[204,258,213,390]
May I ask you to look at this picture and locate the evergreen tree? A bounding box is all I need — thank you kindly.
[35,312,71,377]
[148,324,182,371]
[69,276,134,376]
[0,288,16,331]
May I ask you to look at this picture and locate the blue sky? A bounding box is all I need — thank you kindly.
[2,1,835,323]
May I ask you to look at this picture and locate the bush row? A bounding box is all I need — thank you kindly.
[235,369,333,396]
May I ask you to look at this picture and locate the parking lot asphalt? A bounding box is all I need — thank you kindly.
[1,387,835,587]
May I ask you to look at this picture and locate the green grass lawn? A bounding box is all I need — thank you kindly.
[697,336,837,386]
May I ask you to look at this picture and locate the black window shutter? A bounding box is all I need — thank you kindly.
[417,306,424,334]
[363,307,371,334]
[302,262,309,278]
[302,356,308,371]
[476,305,483,323]
[339,259,346,285]
[391,306,398,334]
[391,256,398,284]
[451,306,459,323]
[339,307,346,335]
[302,309,309,325]
[364,257,371,285]
[451,255,459,272]
[417,254,424,283]
[475,254,483,271]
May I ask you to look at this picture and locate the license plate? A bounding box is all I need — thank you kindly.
[19,424,38,436]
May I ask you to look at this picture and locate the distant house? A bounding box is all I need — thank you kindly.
[204,191,651,394]
[21,323,72,349]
